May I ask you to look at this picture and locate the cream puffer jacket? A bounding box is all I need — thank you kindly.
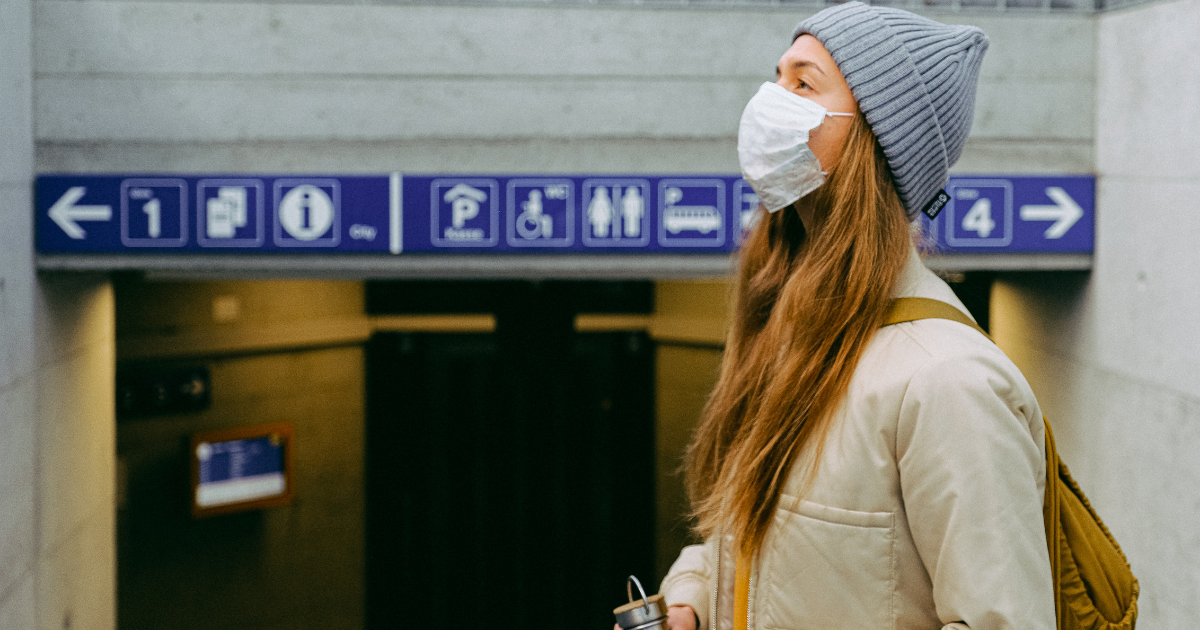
[661,249,1056,630]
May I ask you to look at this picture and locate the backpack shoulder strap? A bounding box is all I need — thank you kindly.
[882,296,990,339]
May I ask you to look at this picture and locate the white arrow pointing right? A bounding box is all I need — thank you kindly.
[1019,186,1083,239]
[48,186,112,239]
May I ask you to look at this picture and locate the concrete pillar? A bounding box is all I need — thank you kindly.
[1,0,116,625]
[0,0,40,622]
[993,0,1200,625]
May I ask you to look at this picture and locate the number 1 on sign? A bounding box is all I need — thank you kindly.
[961,198,995,238]
[143,198,162,238]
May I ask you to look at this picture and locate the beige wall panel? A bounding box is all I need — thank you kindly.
[35,275,116,368]
[36,501,115,630]
[33,276,116,630]
[114,278,364,630]
[116,346,365,630]
[652,279,729,580]
[116,279,363,337]
[37,344,116,560]
[654,344,722,583]
[652,279,731,346]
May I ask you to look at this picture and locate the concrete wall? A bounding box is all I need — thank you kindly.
[991,1,1200,626]
[2,0,117,627]
[0,0,37,619]
[33,2,1094,177]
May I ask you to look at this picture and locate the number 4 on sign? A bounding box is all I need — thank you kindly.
[961,198,995,238]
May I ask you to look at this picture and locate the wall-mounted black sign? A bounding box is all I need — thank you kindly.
[117,366,211,419]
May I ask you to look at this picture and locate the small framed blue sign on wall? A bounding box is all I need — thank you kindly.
[190,423,294,518]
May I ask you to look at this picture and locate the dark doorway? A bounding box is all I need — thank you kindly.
[364,282,656,630]
[944,271,995,333]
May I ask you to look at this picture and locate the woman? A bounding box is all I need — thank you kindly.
[658,3,1055,629]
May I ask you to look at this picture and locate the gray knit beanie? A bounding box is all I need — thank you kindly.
[794,2,988,219]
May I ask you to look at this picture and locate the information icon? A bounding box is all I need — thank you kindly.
[273,179,340,247]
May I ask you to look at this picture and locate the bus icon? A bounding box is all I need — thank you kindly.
[664,206,722,234]
[657,180,726,247]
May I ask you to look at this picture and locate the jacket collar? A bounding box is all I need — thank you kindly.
[890,245,977,321]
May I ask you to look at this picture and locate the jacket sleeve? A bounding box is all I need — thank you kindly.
[895,351,1055,630]
[659,539,713,629]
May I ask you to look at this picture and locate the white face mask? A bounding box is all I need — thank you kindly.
[737,82,854,213]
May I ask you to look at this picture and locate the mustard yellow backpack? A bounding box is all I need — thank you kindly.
[884,297,1139,630]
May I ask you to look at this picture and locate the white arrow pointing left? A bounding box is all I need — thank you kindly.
[48,187,112,239]
[1019,186,1083,239]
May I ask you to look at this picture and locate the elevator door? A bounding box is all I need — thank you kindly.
[365,284,655,630]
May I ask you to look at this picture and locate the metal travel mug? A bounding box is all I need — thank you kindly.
[614,575,669,630]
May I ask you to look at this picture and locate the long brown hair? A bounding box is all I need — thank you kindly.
[685,113,912,554]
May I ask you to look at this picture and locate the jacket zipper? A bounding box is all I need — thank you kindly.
[747,564,755,630]
[709,532,720,630]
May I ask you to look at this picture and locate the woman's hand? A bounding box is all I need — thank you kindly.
[667,605,699,630]
[612,604,698,630]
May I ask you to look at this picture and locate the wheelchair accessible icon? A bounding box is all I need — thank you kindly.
[506,179,574,247]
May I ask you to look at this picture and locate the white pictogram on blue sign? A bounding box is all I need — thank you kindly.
[431,180,499,247]
[582,179,650,247]
[120,178,187,248]
[658,179,726,247]
[946,180,1013,247]
[197,179,264,248]
[507,179,574,247]
[733,180,761,245]
[273,180,340,247]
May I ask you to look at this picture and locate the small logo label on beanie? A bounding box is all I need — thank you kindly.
[922,189,951,220]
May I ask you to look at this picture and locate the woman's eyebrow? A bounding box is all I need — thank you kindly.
[789,59,827,76]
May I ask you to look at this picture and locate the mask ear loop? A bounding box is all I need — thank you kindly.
[817,111,857,175]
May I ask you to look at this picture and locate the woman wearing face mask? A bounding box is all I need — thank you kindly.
[655,3,1055,630]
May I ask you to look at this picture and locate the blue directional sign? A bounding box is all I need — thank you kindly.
[933,176,1093,253]
[36,173,1094,256]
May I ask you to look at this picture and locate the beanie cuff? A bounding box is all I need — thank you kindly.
[794,3,950,218]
